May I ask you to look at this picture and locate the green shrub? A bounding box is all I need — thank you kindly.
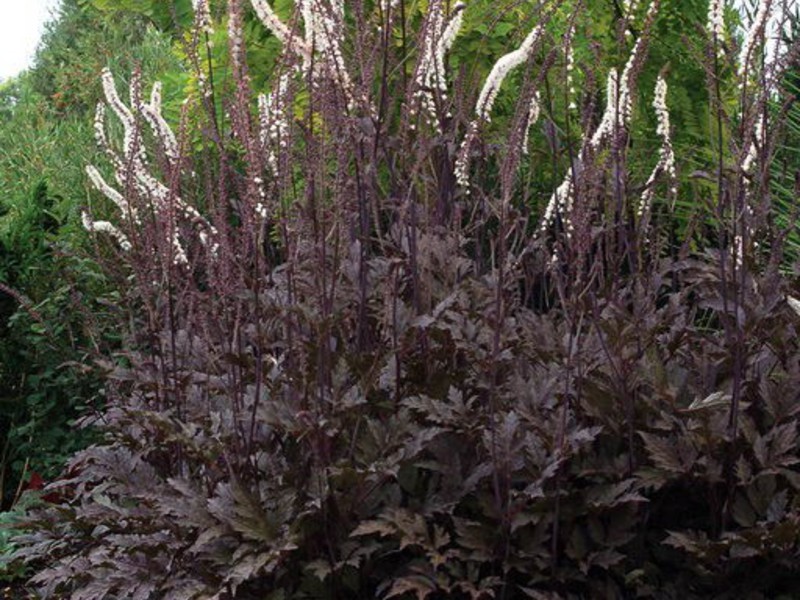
[0,0,182,508]
[0,180,108,507]
[0,493,43,584]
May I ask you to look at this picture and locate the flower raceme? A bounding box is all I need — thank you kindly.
[454,11,549,190]
[411,0,465,130]
[639,74,677,218]
[473,23,545,123]
[707,0,725,58]
[537,0,660,236]
[83,70,218,265]
[81,211,131,252]
[192,0,213,35]
[250,0,358,110]
[80,0,659,250]
[83,0,787,262]
[738,0,772,86]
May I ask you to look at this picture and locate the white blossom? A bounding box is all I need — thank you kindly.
[437,2,465,60]
[258,73,291,176]
[540,177,574,233]
[101,69,143,165]
[539,68,617,232]
[81,211,132,251]
[250,0,301,50]
[707,0,725,55]
[618,36,642,123]
[454,125,478,191]
[331,0,344,23]
[738,0,772,85]
[250,0,374,113]
[623,0,640,15]
[590,69,621,148]
[301,0,353,100]
[413,1,465,129]
[228,2,246,74]
[623,0,640,36]
[86,165,137,220]
[140,82,180,164]
[589,9,649,150]
[192,0,214,34]
[566,41,577,111]
[521,90,541,155]
[475,23,544,121]
[615,0,659,123]
[742,113,764,174]
[101,69,134,128]
[93,103,124,173]
[87,70,220,264]
[640,75,677,217]
[538,0,659,235]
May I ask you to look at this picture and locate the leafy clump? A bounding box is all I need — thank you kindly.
[1,492,43,586]
[14,230,800,598]
[9,0,800,598]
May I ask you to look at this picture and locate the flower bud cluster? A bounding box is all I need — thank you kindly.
[623,0,640,36]
[566,39,577,112]
[742,113,764,174]
[228,1,247,75]
[454,124,478,191]
[707,0,725,56]
[192,0,214,35]
[258,74,291,173]
[190,0,215,98]
[738,0,772,86]
[521,90,541,155]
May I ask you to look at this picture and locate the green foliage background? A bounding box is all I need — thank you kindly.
[0,0,181,513]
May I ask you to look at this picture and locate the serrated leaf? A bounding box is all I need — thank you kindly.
[305,559,332,581]
[640,432,686,472]
[384,575,437,599]
[350,520,396,538]
[686,391,731,412]
[769,421,798,466]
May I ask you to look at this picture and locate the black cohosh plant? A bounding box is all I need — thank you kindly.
[9,0,800,597]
